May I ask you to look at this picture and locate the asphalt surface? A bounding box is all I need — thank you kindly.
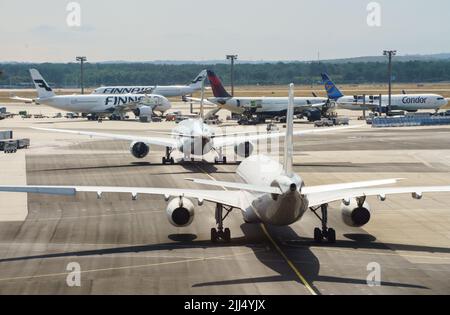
[0,120,449,294]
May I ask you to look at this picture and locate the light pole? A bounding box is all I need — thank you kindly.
[76,56,87,94]
[226,54,238,96]
[383,50,396,109]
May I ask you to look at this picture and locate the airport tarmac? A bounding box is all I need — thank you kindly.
[0,104,449,294]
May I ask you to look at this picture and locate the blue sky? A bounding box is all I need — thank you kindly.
[1,0,449,62]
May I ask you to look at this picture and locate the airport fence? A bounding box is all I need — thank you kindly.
[372,116,450,128]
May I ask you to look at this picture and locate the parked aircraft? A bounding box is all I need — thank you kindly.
[92,70,208,97]
[187,71,330,123]
[12,69,171,121]
[322,73,448,113]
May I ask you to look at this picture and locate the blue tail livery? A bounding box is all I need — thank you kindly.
[321,73,344,100]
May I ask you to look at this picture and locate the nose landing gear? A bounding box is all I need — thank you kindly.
[310,204,336,244]
[162,147,175,165]
[214,148,227,164]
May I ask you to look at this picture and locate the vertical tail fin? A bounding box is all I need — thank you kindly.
[321,73,343,100]
[29,69,55,99]
[189,70,207,89]
[207,70,232,98]
[284,83,295,177]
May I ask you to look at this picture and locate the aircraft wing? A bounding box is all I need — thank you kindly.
[306,185,450,207]
[212,125,360,149]
[308,102,328,108]
[31,127,179,148]
[183,97,217,106]
[0,185,247,210]
[10,96,35,103]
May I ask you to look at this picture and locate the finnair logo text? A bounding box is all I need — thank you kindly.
[101,87,153,94]
[105,96,144,106]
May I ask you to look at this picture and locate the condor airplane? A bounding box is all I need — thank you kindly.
[322,73,448,113]
[92,70,207,97]
[187,71,329,122]
[14,69,171,120]
[3,84,450,243]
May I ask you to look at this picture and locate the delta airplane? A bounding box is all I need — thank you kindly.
[3,84,450,243]
[92,70,208,97]
[322,73,448,113]
[187,71,329,123]
[14,69,171,120]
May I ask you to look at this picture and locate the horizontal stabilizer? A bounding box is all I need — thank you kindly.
[302,178,402,194]
[185,178,282,195]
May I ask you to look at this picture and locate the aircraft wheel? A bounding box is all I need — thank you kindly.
[327,228,336,244]
[211,228,218,243]
[162,157,167,165]
[223,228,231,243]
[314,227,323,243]
[170,158,175,165]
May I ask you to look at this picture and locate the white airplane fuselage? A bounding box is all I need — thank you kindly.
[172,119,216,156]
[92,85,199,97]
[336,94,448,112]
[237,155,308,225]
[209,97,328,115]
[36,94,171,114]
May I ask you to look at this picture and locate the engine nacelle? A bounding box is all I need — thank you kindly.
[129,141,150,159]
[234,141,254,158]
[303,109,322,122]
[133,105,153,118]
[166,197,195,227]
[340,198,371,227]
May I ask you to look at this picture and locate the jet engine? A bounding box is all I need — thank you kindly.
[166,197,195,227]
[234,141,254,158]
[340,198,371,227]
[133,105,153,118]
[129,141,150,159]
[303,109,322,122]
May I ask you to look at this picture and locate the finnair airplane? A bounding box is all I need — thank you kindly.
[322,73,448,112]
[187,71,329,122]
[92,70,208,97]
[3,84,450,243]
[14,69,171,120]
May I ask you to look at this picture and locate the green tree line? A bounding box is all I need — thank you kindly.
[1,61,450,88]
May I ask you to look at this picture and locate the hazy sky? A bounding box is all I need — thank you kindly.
[1,0,449,62]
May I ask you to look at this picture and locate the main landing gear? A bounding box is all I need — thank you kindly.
[310,203,336,244]
[162,147,175,165]
[211,203,233,243]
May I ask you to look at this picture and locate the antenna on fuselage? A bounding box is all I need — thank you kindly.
[283,83,295,177]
